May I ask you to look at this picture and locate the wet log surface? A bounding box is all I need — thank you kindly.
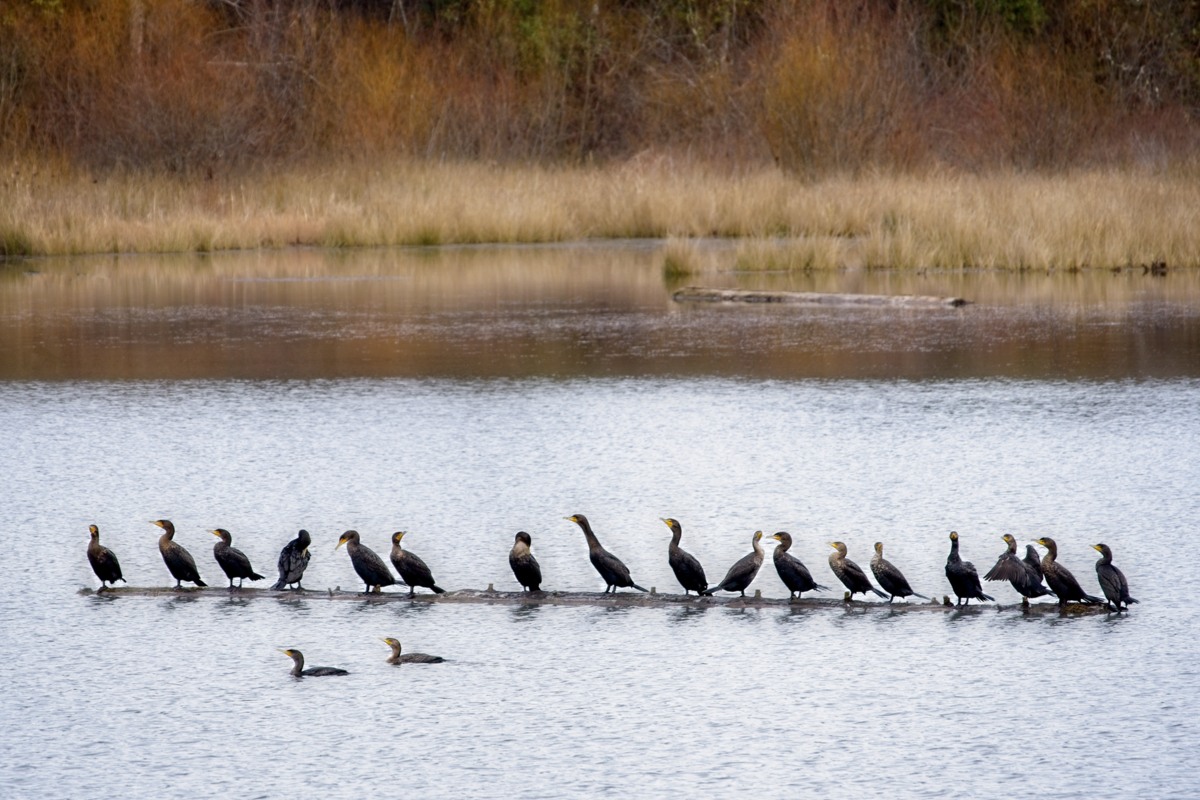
[78,585,1110,615]
[672,286,970,308]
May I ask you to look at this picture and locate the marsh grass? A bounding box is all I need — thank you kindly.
[3,159,1200,270]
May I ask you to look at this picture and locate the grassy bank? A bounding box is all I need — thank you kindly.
[3,159,1199,270]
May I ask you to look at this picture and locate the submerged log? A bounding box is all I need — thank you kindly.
[672,286,969,308]
[78,585,1108,615]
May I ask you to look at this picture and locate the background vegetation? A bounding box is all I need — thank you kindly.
[3,0,1198,174]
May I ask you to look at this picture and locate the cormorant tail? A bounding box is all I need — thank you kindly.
[250,571,265,581]
[431,585,446,594]
[194,578,208,587]
[632,583,649,593]
[272,579,287,590]
[870,587,888,599]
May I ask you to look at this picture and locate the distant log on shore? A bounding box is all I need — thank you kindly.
[78,585,1106,615]
[672,287,969,308]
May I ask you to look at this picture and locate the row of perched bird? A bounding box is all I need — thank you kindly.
[85,515,1138,612]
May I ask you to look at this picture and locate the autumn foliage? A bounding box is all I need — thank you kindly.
[1,0,1198,174]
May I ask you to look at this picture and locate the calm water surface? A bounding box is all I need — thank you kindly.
[1,246,1198,799]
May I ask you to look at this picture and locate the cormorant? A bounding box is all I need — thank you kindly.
[389,532,446,597]
[1024,545,1046,582]
[335,530,396,594]
[702,530,765,597]
[662,518,708,595]
[983,534,1056,600]
[827,541,888,601]
[565,514,648,593]
[1093,543,1138,612]
[87,524,125,591]
[870,542,929,603]
[945,531,993,606]
[280,648,348,677]
[769,532,828,599]
[211,528,265,590]
[272,529,312,590]
[509,531,542,592]
[382,637,445,664]
[153,519,207,589]
[1034,537,1103,606]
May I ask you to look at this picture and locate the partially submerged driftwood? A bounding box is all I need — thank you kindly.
[672,286,969,308]
[79,585,1107,615]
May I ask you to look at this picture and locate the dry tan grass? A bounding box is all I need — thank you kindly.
[3,158,1199,269]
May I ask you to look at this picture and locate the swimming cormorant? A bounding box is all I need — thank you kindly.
[662,518,708,595]
[702,530,765,597]
[335,530,396,594]
[509,531,542,592]
[211,528,265,590]
[280,648,348,677]
[272,529,312,590]
[769,532,828,599]
[153,519,207,589]
[983,534,1056,601]
[382,637,445,664]
[1093,543,1138,612]
[565,514,648,593]
[389,532,446,597]
[870,542,929,603]
[945,531,993,606]
[1034,537,1103,606]
[827,541,888,601]
[87,524,125,591]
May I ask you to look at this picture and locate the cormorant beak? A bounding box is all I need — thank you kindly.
[210,530,221,538]
[1092,544,1103,552]
[563,516,574,522]
[335,540,345,551]
[151,520,163,529]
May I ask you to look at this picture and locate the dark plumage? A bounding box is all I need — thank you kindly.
[87,524,125,590]
[272,529,312,590]
[211,528,265,590]
[945,531,993,606]
[389,532,446,597]
[382,637,445,664]
[1024,545,1046,582]
[1093,543,1138,611]
[280,648,348,677]
[153,519,207,589]
[870,542,929,603]
[1035,537,1104,606]
[702,531,765,597]
[983,534,1056,600]
[336,530,396,594]
[565,514,648,593]
[828,541,888,600]
[770,532,828,599]
[663,518,708,595]
[509,531,542,592]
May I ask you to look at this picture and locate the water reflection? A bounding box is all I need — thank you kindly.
[508,603,543,622]
[3,245,1198,380]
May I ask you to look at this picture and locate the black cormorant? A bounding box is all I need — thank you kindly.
[702,531,765,597]
[565,514,648,593]
[662,518,708,595]
[1035,537,1103,606]
[1093,543,1138,612]
[335,530,396,594]
[87,524,125,591]
[870,542,929,603]
[389,532,446,597]
[280,648,348,677]
[211,528,265,590]
[945,531,993,606]
[509,531,542,592]
[382,637,445,664]
[827,541,888,600]
[153,519,207,589]
[769,532,828,599]
[272,529,312,590]
[983,534,1055,601]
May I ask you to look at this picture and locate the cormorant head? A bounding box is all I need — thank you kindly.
[874,541,884,555]
[296,529,311,548]
[152,519,174,535]
[211,528,232,544]
[752,530,763,544]
[391,531,407,546]
[514,531,532,547]
[771,532,792,547]
[1092,543,1112,558]
[279,648,301,660]
[88,524,100,538]
[1001,533,1016,545]
[336,530,359,550]
[381,637,402,654]
[565,514,586,526]
[661,518,681,534]
[948,531,959,542]
[829,541,848,556]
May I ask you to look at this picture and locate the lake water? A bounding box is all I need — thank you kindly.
[1,245,1198,799]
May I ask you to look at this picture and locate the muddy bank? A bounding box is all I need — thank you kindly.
[672,286,969,307]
